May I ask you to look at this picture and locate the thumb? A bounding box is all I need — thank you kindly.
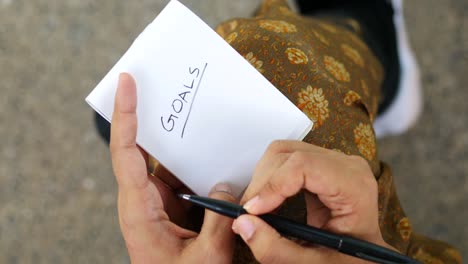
[232,215,318,263]
[198,183,236,250]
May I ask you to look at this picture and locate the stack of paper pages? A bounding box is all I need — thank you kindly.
[86,0,313,196]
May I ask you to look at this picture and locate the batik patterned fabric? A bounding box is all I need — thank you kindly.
[213,0,461,263]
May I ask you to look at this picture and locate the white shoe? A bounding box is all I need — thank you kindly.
[373,0,422,138]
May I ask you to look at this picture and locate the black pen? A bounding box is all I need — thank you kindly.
[178,194,420,264]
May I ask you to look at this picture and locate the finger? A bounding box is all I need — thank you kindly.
[110,73,150,191]
[241,141,325,204]
[242,151,313,215]
[198,183,236,252]
[304,192,330,228]
[240,152,290,205]
[244,151,375,216]
[245,141,297,201]
[110,74,172,249]
[232,215,322,263]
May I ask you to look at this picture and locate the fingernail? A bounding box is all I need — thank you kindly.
[213,183,232,194]
[233,217,255,241]
[243,195,259,212]
[118,73,125,82]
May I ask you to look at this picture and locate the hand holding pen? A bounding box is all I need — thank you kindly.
[230,141,415,263]
[110,73,417,263]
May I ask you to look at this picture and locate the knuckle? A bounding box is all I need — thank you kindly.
[347,155,378,199]
[365,176,378,198]
[270,152,307,195]
[264,180,283,196]
[287,152,309,176]
[209,190,236,204]
[289,151,308,165]
[267,140,290,154]
[348,155,375,180]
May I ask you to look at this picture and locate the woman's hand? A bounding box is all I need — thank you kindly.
[232,141,394,263]
[110,73,236,263]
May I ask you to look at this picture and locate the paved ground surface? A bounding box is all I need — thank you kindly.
[1,0,466,263]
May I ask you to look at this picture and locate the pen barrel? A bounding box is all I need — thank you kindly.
[339,236,420,264]
[259,214,419,264]
[182,195,419,264]
[258,214,340,249]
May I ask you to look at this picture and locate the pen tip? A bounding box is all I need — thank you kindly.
[177,194,191,200]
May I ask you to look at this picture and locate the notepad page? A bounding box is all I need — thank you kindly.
[86,0,313,196]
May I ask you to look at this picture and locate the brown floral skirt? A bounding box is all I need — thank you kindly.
[148,0,461,263]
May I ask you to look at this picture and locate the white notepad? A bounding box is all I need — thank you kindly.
[86,0,313,197]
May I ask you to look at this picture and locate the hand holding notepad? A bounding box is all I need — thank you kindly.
[86,0,312,196]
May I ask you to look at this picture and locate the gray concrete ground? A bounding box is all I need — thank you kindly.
[0,0,466,263]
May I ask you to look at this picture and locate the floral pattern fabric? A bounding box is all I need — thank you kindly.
[216,0,383,174]
[149,0,460,263]
[297,86,329,129]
